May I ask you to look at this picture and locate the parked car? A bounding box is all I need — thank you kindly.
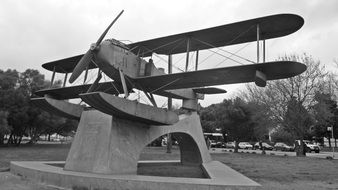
[295,140,320,153]
[274,142,294,151]
[225,141,235,148]
[210,140,224,148]
[253,142,273,150]
[238,142,253,149]
[204,133,224,148]
[303,140,320,153]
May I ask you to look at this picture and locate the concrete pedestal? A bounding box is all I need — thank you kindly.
[65,109,211,175]
[11,109,261,189]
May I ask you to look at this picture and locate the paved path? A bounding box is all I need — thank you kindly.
[0,171,65,190]
[210,148,338,159]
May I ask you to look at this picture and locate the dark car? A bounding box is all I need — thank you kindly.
[274,142,294,151]
[210,140,224,148]
[253,142,273,150]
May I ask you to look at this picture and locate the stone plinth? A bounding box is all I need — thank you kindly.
[65,109,211,174]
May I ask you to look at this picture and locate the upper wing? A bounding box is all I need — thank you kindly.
[35,81,127,100]
[42,54,97,73]
[128,14,303,57]
[40,14,303,73]
[133,61,306,92]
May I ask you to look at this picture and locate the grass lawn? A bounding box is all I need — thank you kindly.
[1,143,338,190]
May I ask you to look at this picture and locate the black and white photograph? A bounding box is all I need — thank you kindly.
[0,0,337,189]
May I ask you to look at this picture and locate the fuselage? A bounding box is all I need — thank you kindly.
[95,39,165,82]
[94,39,201,110]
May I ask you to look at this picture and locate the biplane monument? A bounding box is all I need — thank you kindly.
[11,10,306,190]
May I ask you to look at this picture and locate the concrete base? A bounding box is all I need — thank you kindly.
[65,110,212,175]
[10,110,261,189]
[11,161,260,190]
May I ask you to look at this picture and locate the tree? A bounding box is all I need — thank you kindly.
[0,111,11,145]
[0,69,20,145]
[0,69,19,89]
[0,68,75,145]
[0,69,27,145]
[216,98,255,153]
[20,70,65,144]
[57,119,78,137]
[6,69,46,145]
[270,128,295,145]
[246,100,274,142]
[311,92,337,147]
[243,54,326,156]
[284,97,313,156]
[19,69,46,97]
[200,104,219,133]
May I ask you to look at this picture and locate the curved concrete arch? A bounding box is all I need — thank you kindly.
[64,110,211,175]
[140,132,204,166]
[173,132,203,165]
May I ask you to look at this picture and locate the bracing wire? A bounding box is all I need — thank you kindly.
[188,24,257,67]
[152,53,185,72]
[198,49,221,65]
[214,42,252,68]
[193,37,255,64]
[150,78,181,94]
[139,38,184,57]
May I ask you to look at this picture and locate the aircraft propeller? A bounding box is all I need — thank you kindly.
[69,10,124,84]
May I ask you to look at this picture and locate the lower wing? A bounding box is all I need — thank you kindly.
[133,61,306,93]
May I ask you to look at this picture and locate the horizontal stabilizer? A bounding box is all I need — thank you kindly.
[193,87,227,94]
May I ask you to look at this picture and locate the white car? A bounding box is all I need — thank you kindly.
[295,140,320,153]
[303,140,320,153]
[225,142,235,148]
[274,142,294,151]
[238,142,253,149]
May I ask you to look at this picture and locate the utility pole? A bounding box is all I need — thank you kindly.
[166,54,173,153]
[328,126,335,158]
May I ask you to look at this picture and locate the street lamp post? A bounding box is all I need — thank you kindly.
[328,126,334,158]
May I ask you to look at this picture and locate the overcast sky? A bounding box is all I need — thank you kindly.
[1,0,337,106]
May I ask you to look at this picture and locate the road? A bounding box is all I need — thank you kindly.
[210,148,338,159]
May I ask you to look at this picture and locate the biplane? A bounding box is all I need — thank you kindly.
[32,11,306,125]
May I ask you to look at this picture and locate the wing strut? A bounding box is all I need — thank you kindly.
[195,50,199,71]
[83,66,89,84]
[143,91,157,107]
[87,70,102,93]
[119,69,129,98]
[185,38,190,71]
[263,40,266,63]
[50,66,56,88]
[136,83,158,107]
[256,24,260,63]
[63,73,68,87]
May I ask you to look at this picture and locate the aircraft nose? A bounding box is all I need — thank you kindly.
[95,41,115,64]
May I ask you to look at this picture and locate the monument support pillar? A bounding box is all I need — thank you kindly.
[64,110,211,175]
